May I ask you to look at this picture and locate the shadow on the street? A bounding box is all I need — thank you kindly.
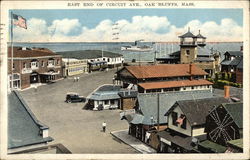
[112,136,122,144]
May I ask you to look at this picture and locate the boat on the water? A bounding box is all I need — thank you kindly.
[121,40,153,52]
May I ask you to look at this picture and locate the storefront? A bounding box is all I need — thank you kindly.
[40,71,60,83]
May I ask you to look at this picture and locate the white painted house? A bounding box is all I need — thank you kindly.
[87,85,121,110]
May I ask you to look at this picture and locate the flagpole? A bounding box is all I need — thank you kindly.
[10,11,14,91]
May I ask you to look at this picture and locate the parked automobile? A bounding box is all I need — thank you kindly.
[65,92,85,103]
[109,105,118,110]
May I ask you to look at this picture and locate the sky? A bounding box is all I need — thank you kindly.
[11,9,243,42]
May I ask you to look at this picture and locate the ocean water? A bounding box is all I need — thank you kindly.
[13,42,243,62]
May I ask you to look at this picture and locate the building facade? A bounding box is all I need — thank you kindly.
[86,85,121,110]
[57,50,124,73]
[116,64,213,94]
[8,47,63,90]
[62,58,88,77]
[220,49,243,84]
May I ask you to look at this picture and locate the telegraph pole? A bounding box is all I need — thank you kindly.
[157,93,160,131]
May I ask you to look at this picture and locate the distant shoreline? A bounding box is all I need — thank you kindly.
[9,41,243,44]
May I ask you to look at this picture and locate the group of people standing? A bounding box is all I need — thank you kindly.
[73,77,80,82]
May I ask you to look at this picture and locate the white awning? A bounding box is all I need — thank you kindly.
[40,72,59,75]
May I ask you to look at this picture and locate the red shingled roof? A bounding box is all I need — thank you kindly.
[8,47,60,58]
[125,64,207,79]
[138,79,213,90]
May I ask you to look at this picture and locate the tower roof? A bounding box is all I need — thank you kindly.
[179,28,196,38]
[196,30,206,39]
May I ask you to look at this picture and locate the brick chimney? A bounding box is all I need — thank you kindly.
[189,63,193,80]
[224,85,230,98]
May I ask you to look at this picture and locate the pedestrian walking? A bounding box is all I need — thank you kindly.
[77,77,79,82]
[102,121,106,132]
[74,77,76,82]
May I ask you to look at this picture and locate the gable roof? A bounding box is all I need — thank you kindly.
[8,47,60,58]
[135,90,213,125]
[138,79,212,90]
[221,57,242,67]
[167,97,229,126]
[224,51,243,57]
[57,50,123,59]
[221,102,243,128]
[125,64,208,79]
[8,91,53,149]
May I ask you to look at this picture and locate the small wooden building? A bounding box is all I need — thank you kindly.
[157,97,228,153]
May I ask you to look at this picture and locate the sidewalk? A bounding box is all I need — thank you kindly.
[111,129,156,154]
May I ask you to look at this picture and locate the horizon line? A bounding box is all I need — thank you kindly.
[9,41,244,43]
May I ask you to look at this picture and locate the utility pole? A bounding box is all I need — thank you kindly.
[157,93,160,131]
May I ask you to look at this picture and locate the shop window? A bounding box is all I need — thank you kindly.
[110,100,115,105]
[104,100,109,105]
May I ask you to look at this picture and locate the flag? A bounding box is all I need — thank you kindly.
[12,14,27,29]
[176,115,185,125]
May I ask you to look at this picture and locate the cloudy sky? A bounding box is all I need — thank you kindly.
[11,9,243,42]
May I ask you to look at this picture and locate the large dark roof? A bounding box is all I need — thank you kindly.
[57,50,123,59]
[197,46,213,56]
[166,97,229,126]
[213,87,243,102]
[169,51,180,57]
[8,91,53,149]
[136,90,214,125]
[236,59,243,69]
[221,57,242,67]
[221,102,243,128]
[224,51,243,57]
